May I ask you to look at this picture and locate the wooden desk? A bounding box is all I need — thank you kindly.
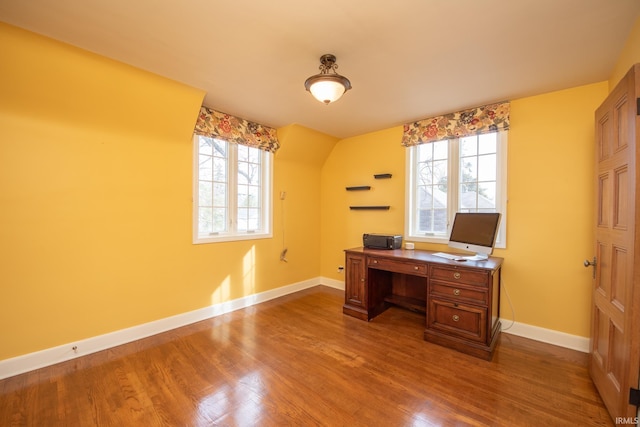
[343,247,502,360]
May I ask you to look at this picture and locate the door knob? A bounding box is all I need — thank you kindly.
[584,257,597,279]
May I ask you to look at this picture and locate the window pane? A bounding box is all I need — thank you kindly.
[417,186,433,208]
[413,142,448,236]
[460,136,477,156]
[478,154,496,181]
[199,181,213,206]
[237,208,247,231]
[459,189,477,211]
[198,208,213,234]
[459,184,497,211]
[238,185,248,208]
[213,139,227,157]
[433,140,448,160]
[460,157,477,182]
[433,159,448,185]
[213,208,227,231]
[247,208,259,230]
[478,182,496,209]
[418,162,433,185]
[418,208,448,234]
[213,157,226,181]
[417,209,431,232]
[213,183,226,206]
[248,163,261,186]
[433,209,447,233]
[199,137,213,155]
[478,133,496,154]
[237,163,249,185]
[248,185,260,208]
[237,145,249,162]
[418,144,433,162]
[433,185,447,208]
[247,146,260,164]
[199,155,212,181]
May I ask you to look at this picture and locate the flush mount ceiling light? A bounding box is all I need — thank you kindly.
[304,54,352,105]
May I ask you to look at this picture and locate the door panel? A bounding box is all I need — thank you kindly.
[590,63,640,421]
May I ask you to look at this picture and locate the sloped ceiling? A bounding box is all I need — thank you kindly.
[1,0,639,138]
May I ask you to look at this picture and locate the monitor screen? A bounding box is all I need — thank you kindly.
[448,212,501,259]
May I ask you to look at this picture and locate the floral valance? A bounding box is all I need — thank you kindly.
[194,106,280,153]
[402,101,510,147]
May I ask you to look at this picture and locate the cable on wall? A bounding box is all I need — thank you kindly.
[501,281,516,331]
[279,191,288,262]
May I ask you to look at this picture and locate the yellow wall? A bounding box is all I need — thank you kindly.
[320,127,405,276]
[0,15,633,362]
[610,15,640,89]
[504,82,607,335]
[320,82,608,337]
[0,23,332,360]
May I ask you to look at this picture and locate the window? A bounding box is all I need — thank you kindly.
[193,134,272,243]
[405,130,507,247]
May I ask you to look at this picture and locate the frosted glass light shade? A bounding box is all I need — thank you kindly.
[308,78,347,104]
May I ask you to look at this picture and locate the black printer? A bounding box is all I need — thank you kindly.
[362,233,403,250]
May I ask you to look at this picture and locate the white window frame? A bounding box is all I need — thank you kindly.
[193,134,273,244]
[405,131,507,248]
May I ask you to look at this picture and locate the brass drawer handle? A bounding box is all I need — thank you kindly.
[453,272,461,279]
[414,266,419,270]
[452,314,460,322]
[453,289,461,296]
[373,260,378,264]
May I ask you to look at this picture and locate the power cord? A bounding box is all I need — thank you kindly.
[501,281,516,331]
[279,191,288,262]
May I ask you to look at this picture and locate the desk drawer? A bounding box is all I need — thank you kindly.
[428,299,487,342]
[367,257,427,276]
[430,281,488,305]
[430,266,489,287]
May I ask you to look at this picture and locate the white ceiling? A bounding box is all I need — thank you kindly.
[1,0,639,139]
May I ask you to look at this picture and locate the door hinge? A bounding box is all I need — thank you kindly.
[630,387,640,407]
[637,98,640,115]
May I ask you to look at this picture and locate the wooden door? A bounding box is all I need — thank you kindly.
[589,63,640,421]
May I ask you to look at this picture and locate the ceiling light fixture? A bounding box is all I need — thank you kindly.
[304,54,352,105]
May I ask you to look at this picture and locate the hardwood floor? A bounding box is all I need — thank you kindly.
[0,285,612,426]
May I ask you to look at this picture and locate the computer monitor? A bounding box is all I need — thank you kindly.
[448,212,501,260]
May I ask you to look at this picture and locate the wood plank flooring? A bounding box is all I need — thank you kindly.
[0,285,612,426]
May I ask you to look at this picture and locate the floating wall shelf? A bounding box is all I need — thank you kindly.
[349,206,390,210]
[374,173,392,179]
[345,186,371,191]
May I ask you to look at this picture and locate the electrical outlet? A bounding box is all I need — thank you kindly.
[337,265,344,273]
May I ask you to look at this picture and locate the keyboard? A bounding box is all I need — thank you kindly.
[432,252,465,261]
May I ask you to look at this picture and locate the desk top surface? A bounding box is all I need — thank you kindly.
[345,247,503,271]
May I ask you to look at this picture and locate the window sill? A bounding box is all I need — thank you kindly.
[406,235,448,244]
[193,232,273,245]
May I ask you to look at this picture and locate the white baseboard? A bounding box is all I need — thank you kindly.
[0,278,589,380]
[501,320,590,353]
[318,276,345,290]
[0,277,325,380]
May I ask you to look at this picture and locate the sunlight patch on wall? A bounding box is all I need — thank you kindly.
[212,275,231,305]
[243,245,256,296]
